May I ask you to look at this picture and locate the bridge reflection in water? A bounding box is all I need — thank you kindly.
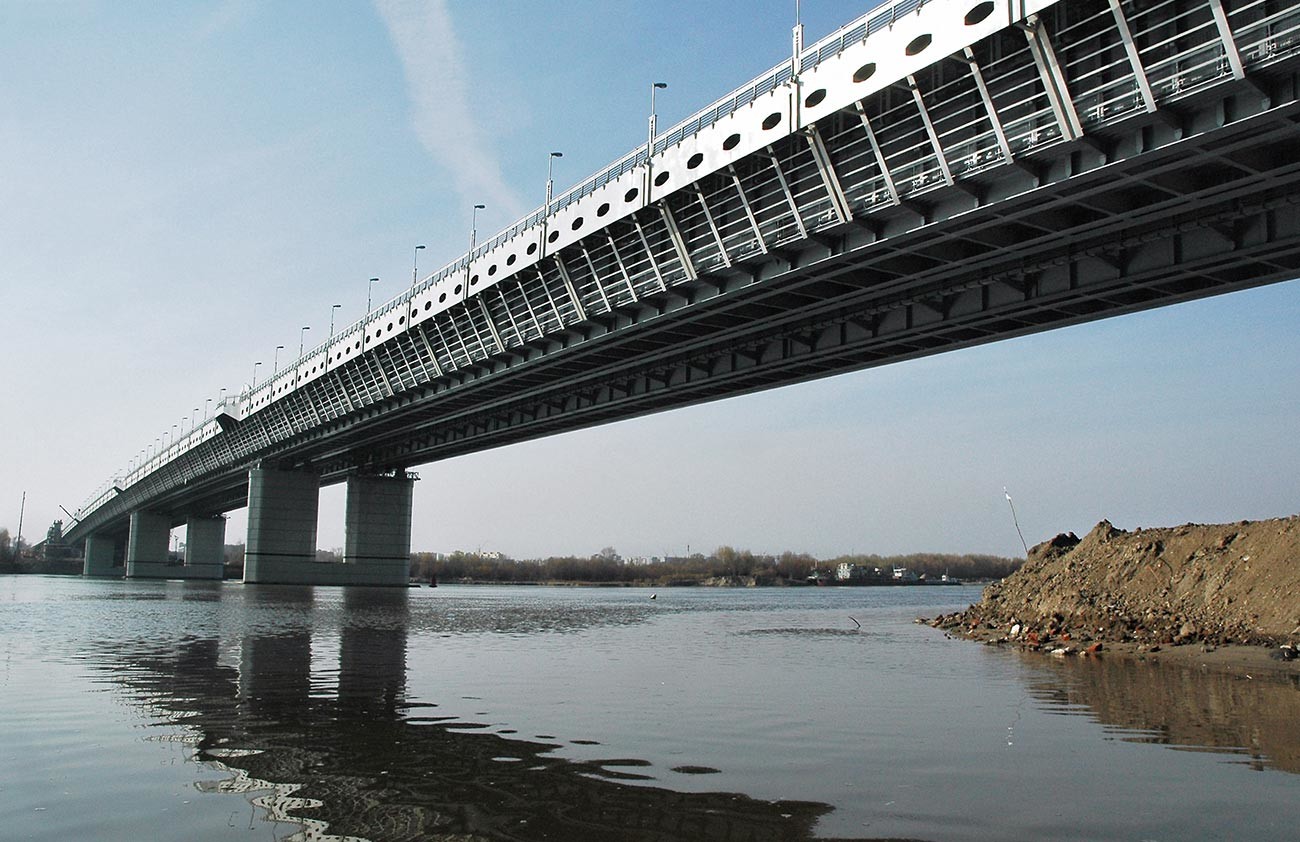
[105,588,841,842]
[87,585,1300,842]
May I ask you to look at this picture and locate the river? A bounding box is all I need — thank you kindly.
[1,575,1296,840]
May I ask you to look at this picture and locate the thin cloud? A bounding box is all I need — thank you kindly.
[374,0,526,220]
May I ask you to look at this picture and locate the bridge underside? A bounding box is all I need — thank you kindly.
[69,0,1300,550]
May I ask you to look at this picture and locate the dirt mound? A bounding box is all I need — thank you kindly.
[933,514,1300,650]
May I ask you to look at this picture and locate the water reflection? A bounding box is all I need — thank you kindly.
[90,587,858,842]
[1022,653,1300,774]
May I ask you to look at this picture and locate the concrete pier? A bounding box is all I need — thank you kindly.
[83,533,120,576]
[243,466,321,584]
[124,510,172,578]
[341,473,415,587]
[183,515,227,580]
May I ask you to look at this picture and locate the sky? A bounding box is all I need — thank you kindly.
[2,0,1297,562]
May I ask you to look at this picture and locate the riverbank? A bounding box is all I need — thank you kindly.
[928,514,1300,676]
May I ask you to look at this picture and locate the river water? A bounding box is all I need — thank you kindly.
[1,576,1297,841]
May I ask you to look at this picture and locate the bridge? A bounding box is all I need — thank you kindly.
[66,0,1300,584]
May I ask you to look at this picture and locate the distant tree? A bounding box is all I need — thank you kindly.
[0,528,11,563]
[595,546,621,563]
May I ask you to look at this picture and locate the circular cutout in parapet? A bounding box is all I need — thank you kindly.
[387,322,393,331]
[424,300,432,310]
[597,202,610,217]
[470,274,479,286]
[571,216,583,231]
[761,111,782,131]
[906,34,932,56]
[548,230,559,243]
[654,170,670,186]
[399,315,405,324]
[723,132,741,151]
[853,62,877,83]
[804,88,827,108]
[439,292,447,303]
[454,284,462,294]
[624,187,639,202]
[965,2,995,25]
[488,264,497,275]
[687,152,704,169]
[354,341,361,350]
[527,242,538,255]
[507,253,517,265]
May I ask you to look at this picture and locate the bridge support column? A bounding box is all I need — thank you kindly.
[183,515,227,580]
[125,510,172,579]
[244,466,320,585]
[83,533,120,577]
[342,474,414,587]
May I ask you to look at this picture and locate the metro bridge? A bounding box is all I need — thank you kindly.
[66,0,1300,585]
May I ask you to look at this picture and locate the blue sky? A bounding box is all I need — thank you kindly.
[2,0,1297,560]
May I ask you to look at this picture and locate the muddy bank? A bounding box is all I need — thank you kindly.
[929,514,1300,672]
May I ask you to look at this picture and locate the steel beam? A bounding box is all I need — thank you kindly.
[766,146,808,239]
[1022,14,1083,142]
[1106,0,1157,113]
[854,102,901,204]
[728,164,769,253]
[552,254,589,321]
[907,75,955,186]
[1208,0,1246,81]
[693,184,732,268]
[804,125,852,224]
[659,203,698,281]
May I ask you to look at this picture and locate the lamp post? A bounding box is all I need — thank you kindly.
[273,345,284,377]
[470,204,485,252]
[192,407,199,430]
[204,398,211,419]
[251,360,262,389]
[545,151,563,214]
[647,81,667,196]
[327,304,342,370]
[412,244,426,290]
[462,203,485,296]
[296,327,309,386]
[542,152,562,257]
[364,278,379,348]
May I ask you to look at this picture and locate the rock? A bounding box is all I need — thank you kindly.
[1010,623,1021,637]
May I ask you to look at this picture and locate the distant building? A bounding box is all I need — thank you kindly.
[892,566,919,583]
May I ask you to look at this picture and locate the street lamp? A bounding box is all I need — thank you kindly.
[647,82,667,195]
[218,387,226,409]
[329,303,342,341]
[251,360,262,389]
[296,326,310,386]
[204,398,212,419]
[327,304,342,371]
[364,278,379,348]
[273,345,285,376]
[648,81,667,152]
[545,151,563,213]
[470,204,485,252]
[192,407,199,430]
[412,244,426,290]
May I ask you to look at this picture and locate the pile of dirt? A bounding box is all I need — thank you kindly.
[931,514,1300,654]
